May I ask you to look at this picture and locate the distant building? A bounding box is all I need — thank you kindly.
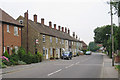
[81,41,87,50]
[0,8,23,56]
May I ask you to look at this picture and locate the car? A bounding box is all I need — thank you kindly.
[62,51,72,60]
[85,51,92,55]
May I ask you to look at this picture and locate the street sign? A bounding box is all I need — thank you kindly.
[36,39,39,44]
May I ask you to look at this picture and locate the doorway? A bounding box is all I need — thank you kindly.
[46,48,48,59]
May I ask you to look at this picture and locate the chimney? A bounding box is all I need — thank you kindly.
[76,35,78,39]
[54,24,56,29]
[68,28,70,35]
[41,18,44,25]
[34,14,37,23]
[65,27,67,33]
[62,27,64,32]
[58,26,61,31]
[24,11,28,19]
[73,32,75,38]
[49,21,52,28]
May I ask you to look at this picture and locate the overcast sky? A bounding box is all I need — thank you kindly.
[0,0,118,44]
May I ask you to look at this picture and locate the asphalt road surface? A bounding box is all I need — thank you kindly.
[3,53,104,78]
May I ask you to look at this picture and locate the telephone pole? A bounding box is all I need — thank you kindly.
[110,0,114,66]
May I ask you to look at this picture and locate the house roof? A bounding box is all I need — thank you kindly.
[0,8,23,27]
[81,41,87,47]
[17,16,79,42]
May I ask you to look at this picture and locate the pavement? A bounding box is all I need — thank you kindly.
[0,53,119,78]
[101,54,118,78]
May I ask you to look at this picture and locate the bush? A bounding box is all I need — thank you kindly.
[37,52,43,62]
[3,51,10,59]
[17,47,26,61]
[12,48,16,54]
[10,54,19,62]
[18,60,26,65]
[22,54,32,64]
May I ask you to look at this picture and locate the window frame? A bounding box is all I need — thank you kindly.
[14,26,18,36]
[43,35,45,42]
[7,25,10,33]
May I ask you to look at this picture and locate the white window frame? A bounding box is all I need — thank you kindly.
[56,38,58,43]
[50,37,52,43]
[7,25,10,33]
[15,46,18,53]
[4,47,5,53]
[14,26,18,36]
[50,47,52,56]
[43,35,45,42]
[43,47,45,56]
[62,39,64,44]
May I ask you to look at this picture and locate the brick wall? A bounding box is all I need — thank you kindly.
[3,23,21,55]
[0,23,2,56]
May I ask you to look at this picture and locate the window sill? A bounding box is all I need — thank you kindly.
[14,34,19,36]
[7,31,10,33]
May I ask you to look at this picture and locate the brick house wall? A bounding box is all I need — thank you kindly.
[0,23,2,56]
[3,23,22,55]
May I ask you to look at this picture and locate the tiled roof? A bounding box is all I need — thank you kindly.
[81,41,87,47]
[0,8,23,27]
[18,16,79,41]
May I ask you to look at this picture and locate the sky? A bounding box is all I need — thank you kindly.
[0,0,118,45]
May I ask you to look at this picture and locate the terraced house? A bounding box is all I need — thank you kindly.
[17,11,82,60]
[0,8,23,56]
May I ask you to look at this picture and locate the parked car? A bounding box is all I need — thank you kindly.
[62,51,72,60]
[85,51,92,55]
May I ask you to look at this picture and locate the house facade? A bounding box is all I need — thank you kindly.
[0,8,23,56]
[17,11,82,60]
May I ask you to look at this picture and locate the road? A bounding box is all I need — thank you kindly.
[3,53,105,78]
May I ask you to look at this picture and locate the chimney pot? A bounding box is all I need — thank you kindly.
[34,14,37,23]
[73,32,75,38]
[41,18,44,25]
[76,35,78,39]
[65,27,67,33]
[58,26,61,31]
[49,21,52,28]
[62,27,64,32]
[24,11,28,19]
[68,28,70,35]
[54,24,56,29]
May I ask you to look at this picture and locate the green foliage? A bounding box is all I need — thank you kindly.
[17,47,26,61]
[18,60,26,65]
[88,42,100,52]
[3,51,10,59]
[36,52,43,62]
[12,48,16,54]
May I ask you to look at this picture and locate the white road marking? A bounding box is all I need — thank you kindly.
[65,64,74,69]
[48,69,62,76]
[75,62,80,65]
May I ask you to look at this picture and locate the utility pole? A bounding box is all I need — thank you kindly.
[110,0,114,66]
[26,10,28,54]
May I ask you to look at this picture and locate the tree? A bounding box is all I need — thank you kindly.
[88,42,100,52]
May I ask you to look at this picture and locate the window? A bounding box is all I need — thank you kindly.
[15,46,18,53]
[4,47,5,53]
[7,25,9,32]
[56,48,58,55]
[56,38,58,43]
[50,47,52,56]
[7,46,10,54]
[19,20,23,24]
[62,39,64,44]
[14,26,18,36]
[43,47,45,56]
[43,35,45,42]
[50,37,52,43]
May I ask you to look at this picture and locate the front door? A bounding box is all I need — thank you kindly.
[46,49,48,59]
